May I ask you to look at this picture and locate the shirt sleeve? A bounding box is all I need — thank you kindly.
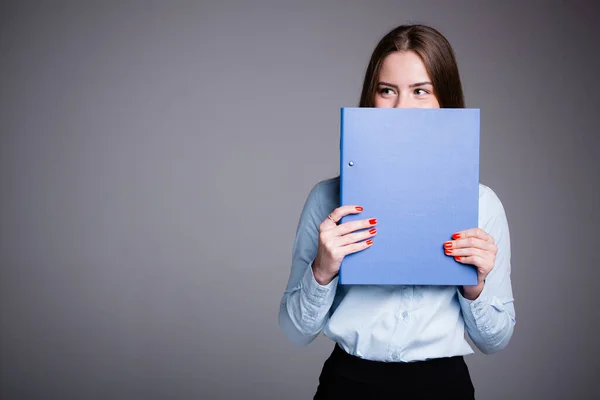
[458,186,516,354]
[278,182,339,346]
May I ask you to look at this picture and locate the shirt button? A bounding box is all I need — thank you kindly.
[402,311,409,320]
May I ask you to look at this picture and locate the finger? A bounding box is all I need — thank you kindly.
[452,227,494,243]
[445,237,494,252]
[321,205,364,230]
[444,246,492,260]
[335,226,377,247]
[335,217,377,236]
[454,254,489,268]
[340,238,374,256]
[454,254,491,271]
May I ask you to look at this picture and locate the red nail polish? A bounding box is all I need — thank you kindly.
[366,240,373,245]
[444,242,452,249]
[446,249,453,254]
[369,219,377,225]
[452,233,461,239]
[369,228,377,234]
[356,206,364,211]
[455,256,461,261]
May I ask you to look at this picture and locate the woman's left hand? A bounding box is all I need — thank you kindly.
[444,228,498,300]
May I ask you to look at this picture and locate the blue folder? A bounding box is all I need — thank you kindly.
[339,107,480,285]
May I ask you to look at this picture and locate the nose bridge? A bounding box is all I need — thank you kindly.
[394,90,411,108]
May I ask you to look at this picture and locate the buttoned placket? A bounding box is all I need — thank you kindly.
[388,286,414,361]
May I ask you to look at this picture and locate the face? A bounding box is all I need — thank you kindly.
[374,50,440,108]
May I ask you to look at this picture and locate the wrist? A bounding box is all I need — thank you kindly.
[462,281,485,300]
[312,263,334,286]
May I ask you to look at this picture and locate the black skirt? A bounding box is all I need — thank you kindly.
[314,344,475,399]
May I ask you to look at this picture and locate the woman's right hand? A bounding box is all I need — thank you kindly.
[312,205,378,285]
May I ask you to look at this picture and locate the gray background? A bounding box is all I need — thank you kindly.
[1,0,598,399]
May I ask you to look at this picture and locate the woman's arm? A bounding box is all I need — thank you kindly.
[278,183,339,346]
[455,186,516,354]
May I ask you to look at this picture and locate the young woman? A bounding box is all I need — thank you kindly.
[279,24,515,399]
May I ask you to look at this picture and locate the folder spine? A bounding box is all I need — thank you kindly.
[339,107,345,284]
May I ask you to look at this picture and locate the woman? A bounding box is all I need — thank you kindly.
[278,24,515,399]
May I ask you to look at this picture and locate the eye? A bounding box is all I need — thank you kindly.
[378,87,396,96]
[414,88,429,96]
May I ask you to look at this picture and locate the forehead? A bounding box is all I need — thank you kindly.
[378,51,432,84]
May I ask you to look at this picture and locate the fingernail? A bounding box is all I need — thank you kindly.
[446,249,453,254]
[366,240,373,245]
[369,228,377,234]
[452,233,461,239]
[369,218,377,225]
[455,256,461,261]
[356,206,364,211]
[444,242,453,249]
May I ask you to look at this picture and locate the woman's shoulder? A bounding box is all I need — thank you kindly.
[478,183,504,206]
[305,175,340,211]
[478,182,508,224]
[313,175,340,192]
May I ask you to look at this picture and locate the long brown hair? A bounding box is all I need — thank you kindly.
[358,24,465,108]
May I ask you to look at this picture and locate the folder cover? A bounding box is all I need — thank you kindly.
[339,107,480,285]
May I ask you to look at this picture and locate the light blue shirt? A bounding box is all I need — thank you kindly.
[278,176,515,362]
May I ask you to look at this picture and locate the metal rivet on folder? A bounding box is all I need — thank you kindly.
[348,161,354,166]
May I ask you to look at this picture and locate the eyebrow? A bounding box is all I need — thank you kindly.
[377,81,433,88]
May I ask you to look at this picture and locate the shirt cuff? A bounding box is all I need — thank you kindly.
[457,282,493,328]
[301,261,338,307]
